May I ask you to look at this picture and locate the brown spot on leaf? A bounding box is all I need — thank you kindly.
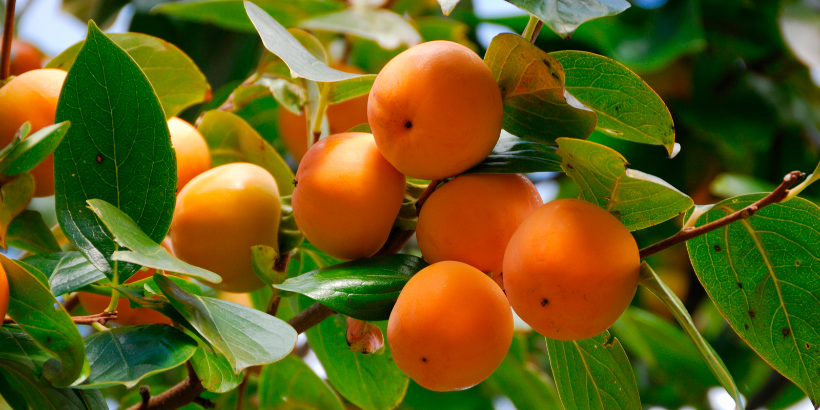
[806,343,811,350]
[737,282,743,289]
[714,245,722,252]
[551,73,560,82]
[782,328,791,338]
[567,164,575,170]
[293,179,298,187]
[795,260,801,266]
[96,154,103,164]
[744,324,749,329]
[749,311,756,319]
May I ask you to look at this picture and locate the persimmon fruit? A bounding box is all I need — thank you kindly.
[292,132,405,260]
[278,63,370,161]
[168,117,211,192]
[0,263,8,321]
[388,261,513,391]
[0,69,67,197]
[368,40,503,180]
[171,162,281,293]
[77,238,175,326]
[503,198,640,340]
[3,38,44,76]
[416,174,541,288]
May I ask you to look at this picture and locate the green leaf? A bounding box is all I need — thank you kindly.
[245,1,371,82]
[276,254,426,321]
[190,345,244,393]
[250,245,282,287]
[0,361,106,410]
[258,355,345,410]
[629,263,743,410]
[53,22,177,281]
[551,51,676,154]
[507,0,630,39]
[686,195,820,404]
[0,122,69,177]
[155,274,297,373]
[485,334,562,410]
[154,0,343,33]
[24,251,106,296]
[0,327,53,375]
[0,254,85,388]
[87,199,221,283]
[111,282,201,338]
[327,75,377,105]
[557,138,693,231]
[198,110,295,196]
[546,331,641,410]
[0,174,35,249]
[6,210,61,255]
[120,275,204,298]
[710,173,777,199]
[46,33,211,119]
[80,325,197,389]
[465,131,562,174]
[293,295,409,410]
[299,9,421,50]
[483,33,597,145]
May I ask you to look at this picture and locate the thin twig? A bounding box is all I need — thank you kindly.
[639,171,804,259]
[62,293,80,313]
[289,302,335,334]
[125,362,205,410]
[1,0,16,80]
[374,228,414,256]
[529,21,544,43]
[139,386,151,409]
[3,311,118,326]
[414,179,441,215]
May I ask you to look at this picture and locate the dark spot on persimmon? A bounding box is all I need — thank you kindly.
[421,357,427,362]
[541,299,549,307]
[551,73,560,82]
[404,121,412,129]
[293,179,298,187]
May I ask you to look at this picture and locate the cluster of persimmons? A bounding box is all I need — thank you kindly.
[0,38,642,393]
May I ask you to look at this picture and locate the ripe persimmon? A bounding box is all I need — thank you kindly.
[368,41,502,180]
[171,162,280,293]
[278,63,370,162]
[0,262,8,321]
[503,198,640,340]
[168,117,211,192]
[388,261,513,391]
[292,132,405,260]
[0,69,67,197]
[2,38,44,76]
[78,238,175,326]
[416,174,541,288]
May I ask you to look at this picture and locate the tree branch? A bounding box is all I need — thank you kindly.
[4,311,118,326]
[126,362,205,410]
[288,302,335,334]
[639,171,804,259]
[1,0,16,80]
[414,179,440,215]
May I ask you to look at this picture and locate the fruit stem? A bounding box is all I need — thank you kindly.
[309,82,331,148]
[522,15,543,43]
[1,0,16,80]
[91,322,109,332]
[638,170,805,259]
[105,260,120,312]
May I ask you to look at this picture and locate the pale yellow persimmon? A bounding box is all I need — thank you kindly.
[168,117,211,192]
[503,199,640,340]
[368,41,503,180]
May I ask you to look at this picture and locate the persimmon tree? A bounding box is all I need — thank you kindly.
[0,0,819,410]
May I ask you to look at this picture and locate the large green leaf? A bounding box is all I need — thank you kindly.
[686,195,820,404]
[258,355,345,410]
[465,131,562,174]
[294,295,409,410]
[245,1,369,82]
[0,122,70,177]
[80,325,197,389]
[46,33,210,119]
[507,0,630,39]
[6,210,61,255]
[24,251,106,296]
[551,51,675,154]
[299,9,421,50]
[557,138,693,231]
[0,174,35,249]
[155,274,298,373]
[87,199,221,283]
[0,327,53,375]
[546,331,641,410]
[484,33,597,145]
[198,110,295,196]
[0,361,106,410]
[0,255,85,388]
[154,0,343,33]
[485,334,562,410]
[190,344,244,393]
[275,254,427,321]
[53,22,177,281]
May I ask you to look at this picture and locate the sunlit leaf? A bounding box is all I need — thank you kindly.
[507,0,630,39]
[24,251,106,296]
[299,9,421,50]
[0,174,35,249]
[0,122,69,177]
[465,131,562,174]
[258,355,345,410]
[6,211,61,255]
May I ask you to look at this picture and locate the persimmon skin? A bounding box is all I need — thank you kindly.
[168,117,211,192]
[416,174,541,288]
[503,199,640,341]
[292,132,405,260]
[0,69,67,197]
[171,162,281,293]
[5,39,44,76]
[0,263,8,321]
[368,41,503,180]
[388,261,513,392]
[278,64,370,162]
[78,238,175,326]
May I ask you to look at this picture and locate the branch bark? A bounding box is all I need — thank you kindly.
[3,311,118,326]
[1,0,16,80]
[639,171,804,259]
[126,362,205,410]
